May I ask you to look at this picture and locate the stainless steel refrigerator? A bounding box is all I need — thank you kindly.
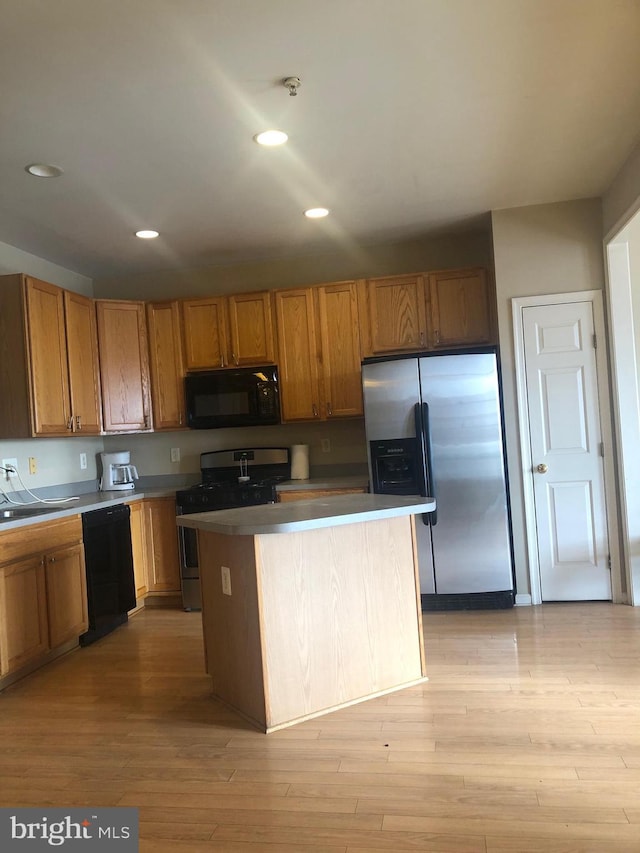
[362,348,514,610]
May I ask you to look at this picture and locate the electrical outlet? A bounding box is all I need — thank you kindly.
[170,447,181,463]
[221,565,232,596]
[1,458,18,480]
[29,457,37,475]
[80,453,88,470]
[321,438,331,453]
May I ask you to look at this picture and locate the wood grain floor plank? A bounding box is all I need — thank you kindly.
[1,603,639,852]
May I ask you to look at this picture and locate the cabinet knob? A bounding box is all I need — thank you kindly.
[434,330,439,344]
[67,416,73,430]
[76,414,82,431]
[232,352,238,366]
[326,402,333,416]
[49,556,56,563]
[312,403,319,418]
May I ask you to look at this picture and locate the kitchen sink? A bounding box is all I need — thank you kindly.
[0,505,59,521]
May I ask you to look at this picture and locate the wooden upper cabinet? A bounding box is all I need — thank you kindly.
[63,290,102,435]
[24,278,72,435]
[274,288,321,422]
[364,274,428,355]
[96,299,152,432]
[227,291,276,366]
[181,291,275,370]
[428,267,494,348]
[181,296,229,370]
[0,274,101,438]
[317,282,363,419]
[146,300,186,430]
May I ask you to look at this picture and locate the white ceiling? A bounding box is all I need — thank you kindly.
[1,0,640,279]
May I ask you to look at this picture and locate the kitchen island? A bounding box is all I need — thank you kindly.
[177,493,435,732]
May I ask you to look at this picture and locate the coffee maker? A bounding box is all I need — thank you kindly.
[99,451,139,491]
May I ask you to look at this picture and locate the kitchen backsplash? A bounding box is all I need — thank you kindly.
[0,420,368,494]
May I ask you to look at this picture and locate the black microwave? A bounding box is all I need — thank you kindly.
[185,366,280,429]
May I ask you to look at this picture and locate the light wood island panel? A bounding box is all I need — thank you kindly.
[197,512,427,732]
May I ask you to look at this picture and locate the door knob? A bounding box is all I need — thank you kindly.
[536,463,548,474]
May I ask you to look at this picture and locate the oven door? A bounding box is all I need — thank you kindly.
[177,509,201,611]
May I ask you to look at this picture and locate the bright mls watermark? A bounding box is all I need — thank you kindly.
[0,808,138,851]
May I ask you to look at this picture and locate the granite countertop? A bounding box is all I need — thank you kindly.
[0,488,174,532]
[176,493,435,536]
[275,475,369,492]
[0,474,370,533]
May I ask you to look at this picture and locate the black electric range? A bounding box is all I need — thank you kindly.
[175,447,291,610]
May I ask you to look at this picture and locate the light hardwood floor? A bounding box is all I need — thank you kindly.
[1,604,640,852]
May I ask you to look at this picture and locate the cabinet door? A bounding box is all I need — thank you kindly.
[274,289,321,422]
[428,268,493,348]
[182,297,229,370]
[366,274,428,354]
[24,278,72,435]
[0,556,49,674]
[317,282,363,418]
[45,543,88,648]
[227,291,276,366]
[63,291,102,435]
[146,301,186,430]
[128,500,148,599]
[96,300,152,432]
[144,499,181,592]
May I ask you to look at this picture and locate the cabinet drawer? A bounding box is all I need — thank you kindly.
[0,515,82,566]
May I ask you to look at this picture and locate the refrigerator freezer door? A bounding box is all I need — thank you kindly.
[418,353,512,594]
[362,358,421,441]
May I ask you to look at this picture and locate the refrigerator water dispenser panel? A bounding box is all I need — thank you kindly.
[369,438,422,495]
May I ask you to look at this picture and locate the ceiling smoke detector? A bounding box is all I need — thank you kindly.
[283,76,301,96]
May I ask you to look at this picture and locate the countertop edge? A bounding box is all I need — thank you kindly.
[177,495,435,536]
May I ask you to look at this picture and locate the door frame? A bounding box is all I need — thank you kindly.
[512,290,622,604]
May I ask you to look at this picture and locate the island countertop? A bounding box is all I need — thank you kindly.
[176,493,435,536]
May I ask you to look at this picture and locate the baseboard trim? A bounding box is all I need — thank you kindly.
[515,593,532,606]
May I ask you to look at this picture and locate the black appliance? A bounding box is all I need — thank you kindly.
[80,504,136,646]
[184,366,280,430]
[176,446,291,610]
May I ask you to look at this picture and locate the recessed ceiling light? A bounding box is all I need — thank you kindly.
[25,163,63,178]
[304,207,329,219]
[254,130,288,146]
[135,230,159,239]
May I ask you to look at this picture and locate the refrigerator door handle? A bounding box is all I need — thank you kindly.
[414,402,429,498]
[418,401,437,526]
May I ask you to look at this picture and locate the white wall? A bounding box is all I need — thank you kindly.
[93,230,492,299]
[104,419,368,481]
[603,139,640,239]
[0,239,92,295]
[0,241,102,493]
[491,198,605,598]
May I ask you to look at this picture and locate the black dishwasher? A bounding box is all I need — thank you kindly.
[80,504,136,646]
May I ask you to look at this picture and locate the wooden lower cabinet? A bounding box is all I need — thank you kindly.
[278,487,367,503]
[44,543,88,648]
[0,556,49,675]
[143,498,181,594]
[0,515,87,680]
[127,500,148,600]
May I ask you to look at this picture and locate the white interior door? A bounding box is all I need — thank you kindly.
[522,300,611,601]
